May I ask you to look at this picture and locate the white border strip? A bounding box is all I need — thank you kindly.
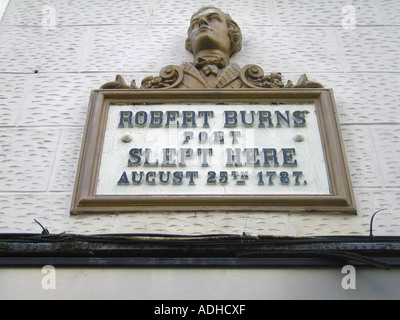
[0,0,9,21]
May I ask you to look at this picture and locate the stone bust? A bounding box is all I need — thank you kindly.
[186,7,242,61]
[101,7,322,89]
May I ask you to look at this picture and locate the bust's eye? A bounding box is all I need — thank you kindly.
[190,20,199,29]
[208,14,222,22]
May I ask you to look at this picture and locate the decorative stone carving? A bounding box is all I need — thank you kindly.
[101,74,138,89]
[101,7,323,90]
[141,65,184,89]
[239,65,323,89]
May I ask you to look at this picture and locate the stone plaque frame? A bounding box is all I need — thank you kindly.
[70,89,356,214]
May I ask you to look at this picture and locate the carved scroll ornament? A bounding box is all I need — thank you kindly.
[101,65,323,90]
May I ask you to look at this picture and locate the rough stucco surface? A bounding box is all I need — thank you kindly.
[0,0,399,236]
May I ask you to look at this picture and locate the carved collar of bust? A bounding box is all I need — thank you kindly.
[193,49,230,70]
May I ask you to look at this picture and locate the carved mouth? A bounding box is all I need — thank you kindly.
[199,26,211,33]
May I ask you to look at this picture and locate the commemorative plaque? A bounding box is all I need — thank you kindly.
[71,7,356,214]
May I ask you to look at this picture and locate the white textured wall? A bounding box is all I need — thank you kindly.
[0,0,399,237]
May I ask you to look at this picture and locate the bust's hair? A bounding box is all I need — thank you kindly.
[185,7,242,56]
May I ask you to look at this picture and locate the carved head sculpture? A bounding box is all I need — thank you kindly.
[185,7,242,59]
[101,6,323,89]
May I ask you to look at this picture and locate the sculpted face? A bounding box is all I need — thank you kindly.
[187,8,232,56]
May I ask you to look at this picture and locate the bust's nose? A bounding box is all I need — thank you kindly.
[199,16,209,26]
